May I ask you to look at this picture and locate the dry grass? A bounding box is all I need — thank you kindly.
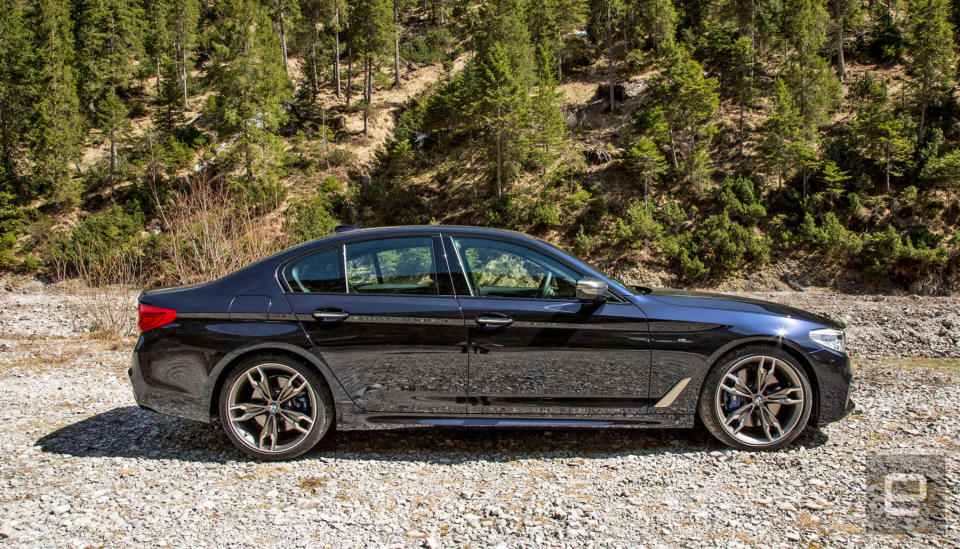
[84,328,137,351]
[863,357,960,374]
[298,477,329,491]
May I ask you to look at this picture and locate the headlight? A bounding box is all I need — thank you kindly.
[809,328,845,353]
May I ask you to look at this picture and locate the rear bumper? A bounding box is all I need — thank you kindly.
[129,349,211,423]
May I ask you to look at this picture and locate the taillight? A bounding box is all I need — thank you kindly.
[138,304,177,332]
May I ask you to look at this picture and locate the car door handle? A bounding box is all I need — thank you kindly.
[312,309,349,322]
[476,314,513,327]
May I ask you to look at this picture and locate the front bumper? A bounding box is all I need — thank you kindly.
[812,351,854,426]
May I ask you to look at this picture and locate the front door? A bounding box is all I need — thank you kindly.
[448,236,651,416]
[283,236,467,414]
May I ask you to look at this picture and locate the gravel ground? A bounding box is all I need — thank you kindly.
[0,286,958,548]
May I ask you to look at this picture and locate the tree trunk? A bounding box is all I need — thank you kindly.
[667,128,679,168]
[606,0,615,113]
[334,5,342,98]
[556,30,563,82]
[181,40,189,110]
[918,101,927,145]
[749,0,756,79]
[885,154,891,194]
[363,57,370,137]
[394,0,401,87]
[322,108,329,169]
[311,37,319,101]
[109,129,117,181]
[156,57,161,101]
[280,8,290,78]
[495,131,503,196]
[739,103,745,158]
[835,0,846,81]
[347,45,353,105]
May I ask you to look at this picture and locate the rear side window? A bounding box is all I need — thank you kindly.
[283,248,345,293]
[345,237,438,295]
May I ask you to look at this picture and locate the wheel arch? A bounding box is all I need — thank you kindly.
[696,337,821,426]
[204,342,352,423]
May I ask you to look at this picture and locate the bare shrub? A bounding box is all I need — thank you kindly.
[152,172,287,284]
[69,286,139,337]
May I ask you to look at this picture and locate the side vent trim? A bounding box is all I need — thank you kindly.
[653,377,691,408]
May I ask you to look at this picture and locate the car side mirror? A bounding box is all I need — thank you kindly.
[576,277,608,302]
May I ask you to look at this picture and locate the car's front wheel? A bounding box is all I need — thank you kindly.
[698,346,813,450]
[219,354,333,460]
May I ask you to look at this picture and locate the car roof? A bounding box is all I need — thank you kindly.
[279,225,544,258]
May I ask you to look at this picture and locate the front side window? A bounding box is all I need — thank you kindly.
[345,237,439,295]
[452,237,581,299]
[283,248,345,293]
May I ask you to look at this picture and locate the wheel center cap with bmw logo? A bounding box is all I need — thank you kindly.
[754,395,763,405]
[269,403,278,413]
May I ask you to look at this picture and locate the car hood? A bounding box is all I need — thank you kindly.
[639,288,845,329]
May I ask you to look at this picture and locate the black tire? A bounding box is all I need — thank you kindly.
[698,345,813,451]
[218,353,334,460]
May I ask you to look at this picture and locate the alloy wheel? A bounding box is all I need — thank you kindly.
[713,355,807,447]
[225,363,319,454]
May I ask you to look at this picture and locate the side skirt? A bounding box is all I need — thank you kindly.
[333,405,694,431]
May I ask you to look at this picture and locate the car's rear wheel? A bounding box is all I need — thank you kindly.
[219,354,333,460]
[698,346,813,450]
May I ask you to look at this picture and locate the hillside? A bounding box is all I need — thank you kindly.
[1,0,959,293]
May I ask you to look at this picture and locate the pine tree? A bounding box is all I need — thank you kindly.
[637,0,677,55]
[781,0,840,140]
[906,0,956,145]
[296,0,325,102]
[392,0,415,87]
[527,0,587,81]
[651,48,719,175]
[29,0,85,204]
[624,137,668,208]
[851,73,913,194]
[268,0,301,78]
[330,0,344,97]
[528,53,568,174]
[144,0,172,101]
[170,0,200,110]
[0,0,33,195]
[153,58,185,139]
[478,0,537,86]
[761,78,804,190]
[209,0,293,182]
[729,36,756,158]
[602,0,622,111]
[471,43,530,196]
[351,0,394,136]
[76,0,145,179]
[829,0,861,82]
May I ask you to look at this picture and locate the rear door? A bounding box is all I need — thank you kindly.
[283,234,467,414]
[446,235,651,416]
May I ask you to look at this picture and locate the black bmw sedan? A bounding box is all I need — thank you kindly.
[130,225,854,460]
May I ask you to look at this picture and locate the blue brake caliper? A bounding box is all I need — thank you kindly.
[723,382,742,413]
[273,384,310,413]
